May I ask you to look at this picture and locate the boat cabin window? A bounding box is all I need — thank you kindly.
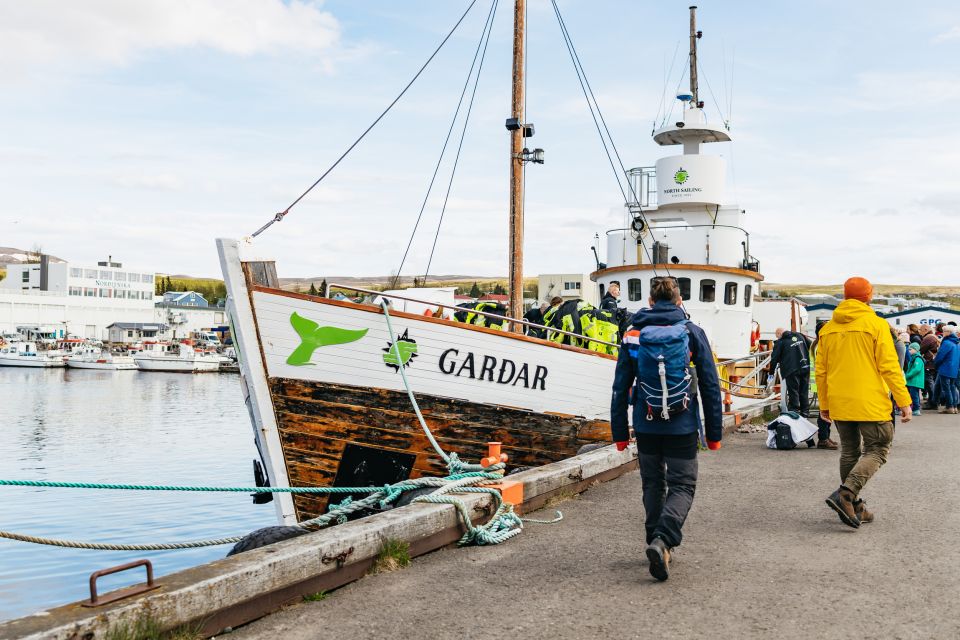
[627,278,642,302]
[677,277,691,301]
[744,285,752,307]
[700,279,716,303]
[724,282,738,305]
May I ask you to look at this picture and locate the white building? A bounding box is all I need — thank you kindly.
[0,255,227,340]
[537,273,599,307]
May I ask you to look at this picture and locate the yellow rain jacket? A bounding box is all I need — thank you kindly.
[815,299,912,421]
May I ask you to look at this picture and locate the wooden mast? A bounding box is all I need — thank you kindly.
[689,5,699,105]
[507,0,526,331]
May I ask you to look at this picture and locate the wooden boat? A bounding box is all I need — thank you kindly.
[218,240,614,524]
[219,5,772,526]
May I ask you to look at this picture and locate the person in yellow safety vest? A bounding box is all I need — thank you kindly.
[587,307,620,356]
[453,301,507,330]
[545,298,595,348]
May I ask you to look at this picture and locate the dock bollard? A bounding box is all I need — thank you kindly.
[478,442,523,507]
[480,442,508,468]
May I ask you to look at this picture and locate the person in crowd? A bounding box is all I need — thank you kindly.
[936,322,945,337]
[907,324,923,345]
[611,277,723,581]
[933,325,960,414]
[919,325,940,409]
[891,327,908,371]
[600,280,621,313]
[523,302,548,338]
[769,327,811,416]
[809,319,839,449]
[905,341,925,416]
[817,276,912,529]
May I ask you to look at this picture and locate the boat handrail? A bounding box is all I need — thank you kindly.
[716,350,771,367]
[327,283,619,349]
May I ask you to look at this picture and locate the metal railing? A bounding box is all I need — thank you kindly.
[327,283,619,349]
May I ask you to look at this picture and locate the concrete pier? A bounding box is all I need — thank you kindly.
[233,412,960,640]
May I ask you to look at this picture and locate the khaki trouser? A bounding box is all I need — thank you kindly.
[835,420,894,495]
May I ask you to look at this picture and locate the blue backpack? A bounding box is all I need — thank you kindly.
[634,320,693,420]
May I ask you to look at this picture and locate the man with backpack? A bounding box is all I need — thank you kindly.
[610,276,723,582]
[769,327,812,417]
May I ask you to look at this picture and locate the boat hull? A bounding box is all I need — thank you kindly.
[0,357,65,368]
[66,359,138,370]
[134,357,220,372]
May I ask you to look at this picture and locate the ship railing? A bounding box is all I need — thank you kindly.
[716,350,779,396]
[328,283,619,349]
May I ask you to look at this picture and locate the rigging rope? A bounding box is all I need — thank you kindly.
[391,0,499,290]
[422,0,498,284]
[250,0,480,238]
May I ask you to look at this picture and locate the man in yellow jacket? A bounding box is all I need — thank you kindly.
[815,276,913,529]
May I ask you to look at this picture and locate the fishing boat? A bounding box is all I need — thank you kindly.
[133,341,221,373]
[66,346,138,370]
[219,5,770,525]
[0,342,66,368]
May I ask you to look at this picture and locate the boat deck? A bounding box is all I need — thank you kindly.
[231,412,960,639]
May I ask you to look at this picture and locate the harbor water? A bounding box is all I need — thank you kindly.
[0,367,275,622]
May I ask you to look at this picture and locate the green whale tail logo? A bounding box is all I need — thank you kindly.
[286,312,368,366]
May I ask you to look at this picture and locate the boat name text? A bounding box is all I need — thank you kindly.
[438,348,547,391]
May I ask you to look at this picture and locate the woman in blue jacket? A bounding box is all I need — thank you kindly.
[610,276,723,581]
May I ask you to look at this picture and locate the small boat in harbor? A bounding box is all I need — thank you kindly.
[0,342,66,368]
[66,346,138,370]
[133,341,221,373]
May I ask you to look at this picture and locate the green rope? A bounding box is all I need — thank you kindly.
[0,479,408,493]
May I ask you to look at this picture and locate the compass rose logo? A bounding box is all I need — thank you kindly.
[673,168,689,185]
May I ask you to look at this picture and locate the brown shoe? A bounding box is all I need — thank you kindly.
[825,486,860,528]
[950,408,959,415]
[646,537,671,581]
[939,406,949,413]
[854,498,874,523]
[817,438,839,450]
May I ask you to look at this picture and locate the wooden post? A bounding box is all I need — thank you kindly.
[689,5,699,105]
[508,0,526,332]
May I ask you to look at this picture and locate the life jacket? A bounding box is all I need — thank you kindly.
[587,308,620,356]
[632,319,693,420]
[453,301,506,330]
[545,299,595,347]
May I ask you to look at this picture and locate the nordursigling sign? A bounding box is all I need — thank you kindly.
[656,155,725,206]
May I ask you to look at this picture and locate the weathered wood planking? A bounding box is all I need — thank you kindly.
[269,378,611,521]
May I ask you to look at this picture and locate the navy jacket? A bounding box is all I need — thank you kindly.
[610,301,724,442]
[769,330,810,377]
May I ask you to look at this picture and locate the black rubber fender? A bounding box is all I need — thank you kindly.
[226,526,310,557]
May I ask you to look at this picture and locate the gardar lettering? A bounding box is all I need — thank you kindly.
[438,348,547,390]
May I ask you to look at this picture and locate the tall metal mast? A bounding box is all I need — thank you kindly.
[689,5,699,106]
[507,0,526,330]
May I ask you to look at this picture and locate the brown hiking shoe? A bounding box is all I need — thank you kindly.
[938,406,949,413]
[825,487,861,528]
[817,438,839,450]
[854,498,874,523]
[646,537,671,581]
[950,408,959,415]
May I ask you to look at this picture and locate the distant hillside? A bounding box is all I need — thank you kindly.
[0,247,65,264]
[765,283,960,297]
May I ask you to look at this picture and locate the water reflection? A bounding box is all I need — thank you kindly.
[0,368,273,622]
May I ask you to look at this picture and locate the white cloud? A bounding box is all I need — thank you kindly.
[0,0,340,75]
[111,173,184,191]
[933,26,960,43]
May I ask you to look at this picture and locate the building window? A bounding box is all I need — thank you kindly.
[627,278,642,302]
[85,269,98,279]
[564,281,579,291]
[115,290,126,299]
[70,268,82,277]
[142,274,154,283]
[128,273,139,282]
[69,286,82,296]
[99,289,111,298]
[128,330,134,338]
[700,279,716,303]
[724,282,738,305]
[744,285,752,307]
[895,318,901,325]
[84,288,96,297]
[115,272,126,281]
[100,270,112,279]
[21,271,29,282]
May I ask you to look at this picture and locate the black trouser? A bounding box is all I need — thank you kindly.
[817,416,832,441]
[784,369,810,415]
[925,369,938,407]
[636,432,699,549]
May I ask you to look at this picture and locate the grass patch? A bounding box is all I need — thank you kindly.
[302,591,329,602]
[104,613,203,640]
[542,488,580,510]
[370,538,411,574]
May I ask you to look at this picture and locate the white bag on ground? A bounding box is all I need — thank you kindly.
[766,411,818,450]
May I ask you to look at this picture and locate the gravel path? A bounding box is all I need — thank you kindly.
[231,413,960,640]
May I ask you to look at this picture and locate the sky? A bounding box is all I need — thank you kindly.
[2,0,959,285]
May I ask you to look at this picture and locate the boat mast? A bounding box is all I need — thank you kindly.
[688,5,700,107]
[507,0,526,331]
